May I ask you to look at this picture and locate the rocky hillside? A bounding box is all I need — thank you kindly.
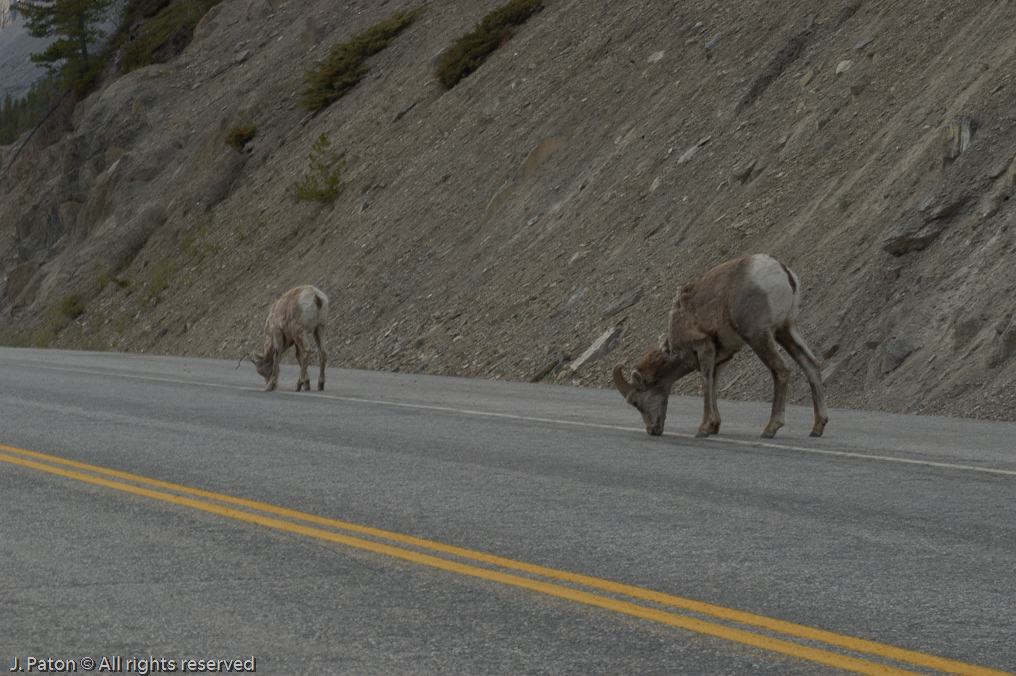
[3,0,1016,422]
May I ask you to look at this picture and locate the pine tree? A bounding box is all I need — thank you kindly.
[20,0,114,89]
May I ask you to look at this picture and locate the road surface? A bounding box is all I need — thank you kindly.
[1,348,1014,675]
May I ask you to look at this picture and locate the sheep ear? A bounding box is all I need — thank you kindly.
[632,370,647,390]
[659,335,672,354]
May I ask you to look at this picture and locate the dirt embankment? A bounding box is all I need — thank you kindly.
[2,0,1016,421]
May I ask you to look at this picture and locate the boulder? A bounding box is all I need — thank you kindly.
[570,324,625,373]
[880,338,914,374]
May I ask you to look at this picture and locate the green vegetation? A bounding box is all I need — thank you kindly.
[0,326,52,348]
[300,7,426,111]
[295,133,344,203]
[435,0,545,89]
[114,0,224,73]
[225,123,257,151]
[0,76,63,145]
[59,294,86,319]
[21,0,114,90]
[141,255,177,306]
[94,263,131,293]
[181,226,221,264]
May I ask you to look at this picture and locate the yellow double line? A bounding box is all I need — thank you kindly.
[1,442,1010,676]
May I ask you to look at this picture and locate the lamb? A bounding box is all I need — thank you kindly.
[240,285,329,391]
[612,254,828,439]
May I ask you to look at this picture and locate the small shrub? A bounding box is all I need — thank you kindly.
[295,133,345,203]
[435,0,545,89]
[181,226,221,263]
[59,294,86,320]
[113,314,131,334]
[142,256,177,306]
[0,326,51,348]
[95,264,132,292]
[119,0,223,73]
[95,265,110,292]
[301,7,426,111]
[225,123,257,151]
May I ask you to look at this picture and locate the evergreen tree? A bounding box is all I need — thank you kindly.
[20,0,113,89]
[0,76,62,145]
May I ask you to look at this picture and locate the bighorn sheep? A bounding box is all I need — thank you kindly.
[239,285,329,391]
[613,254,828,439]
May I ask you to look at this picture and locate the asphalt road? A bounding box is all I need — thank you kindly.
[1,347,1014,675]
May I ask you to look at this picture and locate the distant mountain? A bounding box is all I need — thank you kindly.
[0,10,48,101]
[0,0,14,29]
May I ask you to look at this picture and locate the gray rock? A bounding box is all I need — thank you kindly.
[730,158,756,184]
[928,195,968,221]
[953,318,984,349]
[820,339,840,360]
[531,352,569,382]
[600,291,642,317]
[880,338,914,374]
[570,325,625,373]
[988,157,1012,180]
[882,219,949,255]
[677,136,711,165]
[883,187,971,255]
[885,261,904,282]
[978,193,1003,219]
[942,117,977,166]
[988,318,1016,368]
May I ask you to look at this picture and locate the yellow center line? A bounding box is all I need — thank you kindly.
[1,443,1011,676]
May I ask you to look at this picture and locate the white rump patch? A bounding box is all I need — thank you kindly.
[748,255,797,322]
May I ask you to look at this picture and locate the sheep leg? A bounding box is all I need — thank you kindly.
[314,325,327,390]
[745,331,790,438]
[293,333,311,391]
[695,344,721,437]
[266,347,281,391]
[776,325,829,437]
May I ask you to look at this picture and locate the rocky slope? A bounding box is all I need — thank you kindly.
[2,0,1016,422]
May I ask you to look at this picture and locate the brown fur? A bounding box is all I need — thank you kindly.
[248,285,330,392]
[614,255,828,439]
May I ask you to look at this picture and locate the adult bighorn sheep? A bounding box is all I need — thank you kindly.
[613,254,828,439]
[239,285,329,391]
